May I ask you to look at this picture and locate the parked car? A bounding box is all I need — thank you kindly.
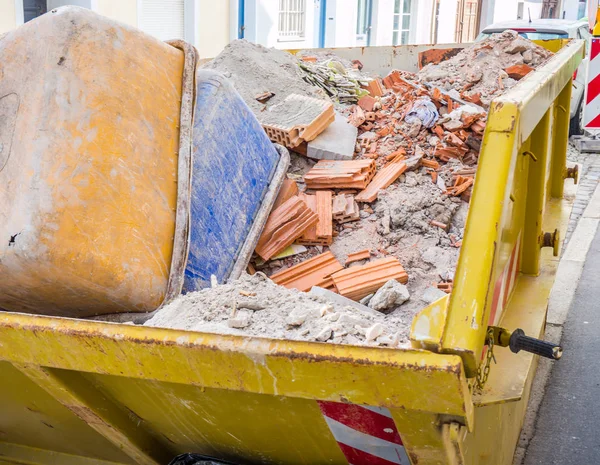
[478,19,590,135]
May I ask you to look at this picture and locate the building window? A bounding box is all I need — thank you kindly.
[356,0,373,45]
[458,0,480,42]
[393,0,412,45]
[517,2,524,20]
[140,0,185,41]
[357,0,368,35]
[278,0,306,41]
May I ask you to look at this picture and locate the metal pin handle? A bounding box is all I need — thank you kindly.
[509,329,563,360]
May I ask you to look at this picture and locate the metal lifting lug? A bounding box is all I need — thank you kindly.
[565,165,579,184]
[540,229,560,256]
[489,326,563,360]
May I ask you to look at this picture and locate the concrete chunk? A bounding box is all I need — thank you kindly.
[368,279,410,311]
[307,113,358,161]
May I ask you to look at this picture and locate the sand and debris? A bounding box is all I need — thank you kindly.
[145,272,413,347]
[202,39,327,115]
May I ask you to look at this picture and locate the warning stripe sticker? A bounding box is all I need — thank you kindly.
[584,38,600,128]
[318,401,410,465]
[488,234,521,326]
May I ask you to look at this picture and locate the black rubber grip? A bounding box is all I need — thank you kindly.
[509,329,563,360]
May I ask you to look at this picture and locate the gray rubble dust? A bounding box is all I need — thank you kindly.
[145,272,413,347]
[259,95,329,129]
[203,39,327,116]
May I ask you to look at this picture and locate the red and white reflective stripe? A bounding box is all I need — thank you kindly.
[584,38,600,129]
[488,234,522,326]
[318,401,410,465]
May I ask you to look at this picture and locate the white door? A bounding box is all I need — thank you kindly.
[139,0,185,41]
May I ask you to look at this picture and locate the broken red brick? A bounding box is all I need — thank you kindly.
[470,120,486,135]
[352,59,364,70]
[385,149,407,161]
[272,178,299,211]
[348,105,366,127]
[504,64,534,80]
[345,249,372,264]
[255,91,275,103]
[461,112,484,128]
[444,132,467,148]
[418,47,462,69]
[364,111,377,122]
[297,191,333,246]
[331,257,408,301]
[437,281,453,293]
[421,158,440,169]
[430,220,448,231]
[355,156,407,203]
[462,92,483,106]
[361,78,385,97]
[255,196,319,261]
[332,194,360,223]
[358,95,377,112]
[271,251,343,292]
[446,176,474,196]
[377,125,393,137]
[305,160,377,190]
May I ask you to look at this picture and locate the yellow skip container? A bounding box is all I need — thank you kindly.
[0,7,184,317]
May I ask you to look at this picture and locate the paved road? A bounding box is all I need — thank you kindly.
[524,226,600,465]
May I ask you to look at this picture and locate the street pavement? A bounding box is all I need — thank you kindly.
[523,225,600,464]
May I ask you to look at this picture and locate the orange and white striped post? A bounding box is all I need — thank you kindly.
[583,38,600,129]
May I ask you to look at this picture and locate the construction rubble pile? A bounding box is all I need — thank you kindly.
[418,30,554,108]
[147,32,554,347]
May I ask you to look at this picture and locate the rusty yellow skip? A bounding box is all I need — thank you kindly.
[0,11,584,465]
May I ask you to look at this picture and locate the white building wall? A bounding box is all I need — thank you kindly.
[524,0,543,20]
[323,0,336,46]
[492,0,518,22]
[327,0,358,47]
[561,0,580,19]
[482,0,544,24]
[414,0,434,44]
[372,0,394,46]
[437,0,458,43]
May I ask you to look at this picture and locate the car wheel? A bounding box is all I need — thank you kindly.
[569,98,584,136]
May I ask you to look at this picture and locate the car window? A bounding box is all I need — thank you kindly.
[518,32,569,40]
[478,30,568,41]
